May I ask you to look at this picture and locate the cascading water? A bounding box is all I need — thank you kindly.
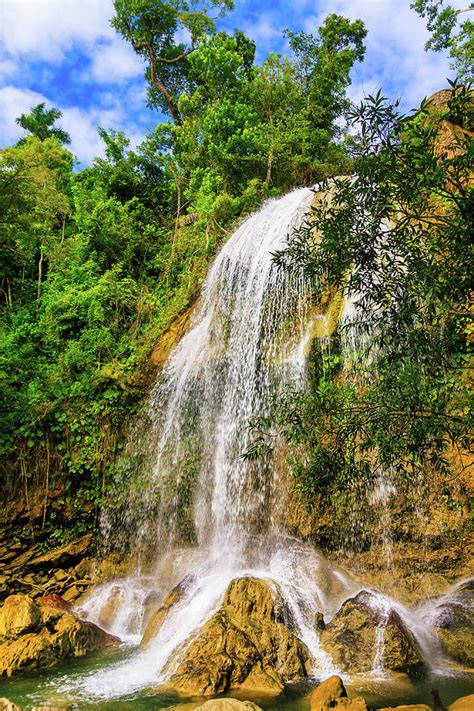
[65,189,466,701]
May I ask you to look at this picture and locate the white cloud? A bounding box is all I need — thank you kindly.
[0,85,146,166]
[302,0,455,110]
[0,0,114,62]
[0,85,46,145]
[88,37,144,84]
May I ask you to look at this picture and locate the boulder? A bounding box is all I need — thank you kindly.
[448,695,474,711]
[141,580,187,648]
[167,577,311,696]
[379,707,432,711]
[320,591,424,677]
[311,675,347,711]
[0,595,40,637]
[432,580,474,666]
[194,700,262,711]
[0,594,119,676]
[28,535,92,571]
[310,676,367,711]
[0,699,23,711]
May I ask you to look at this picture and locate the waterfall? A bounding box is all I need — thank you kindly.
[68,189,454,701]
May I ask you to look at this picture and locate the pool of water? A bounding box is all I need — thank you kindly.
[1,648,473,710]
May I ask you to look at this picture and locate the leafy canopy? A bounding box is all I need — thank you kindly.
[16,102,71,145]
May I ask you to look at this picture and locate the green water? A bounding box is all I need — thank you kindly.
[0,649,473,711]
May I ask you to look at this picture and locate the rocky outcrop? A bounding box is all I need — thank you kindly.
[0,701,68,711]
[310,676,367,711]
[165,577,311,696]
[0,594,119,676]
[448,694,474,711]
[320,591,425,677]
[194,700,262,711]
[432,580,474,666]
[0,535,95,603]
[141,579,187,648]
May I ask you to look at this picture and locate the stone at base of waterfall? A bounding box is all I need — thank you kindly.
[0,594,120,676]
[141,579,187,648]
[157,577,311,696]
[320,591,425,677]
[448,694,474,711]
[431,580,474,666]
[0,702,69,711]
[310,676,367,711]
[194,699,262,711]
[378,706,432,711]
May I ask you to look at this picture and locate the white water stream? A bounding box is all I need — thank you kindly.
[64,189,464,700]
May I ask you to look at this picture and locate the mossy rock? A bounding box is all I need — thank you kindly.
[165,577,311,696]
[432,580,474,666]
[320,591,425,678]
[0,594,119,676]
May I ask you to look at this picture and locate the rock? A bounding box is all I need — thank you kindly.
[310,676,367,711]
[194,701,262,711]
[36,595,71,611]
[0,699,23,711]
[61,586,81,602]
[167,577,311,696]
[0,593,120,676]
[141,580,187,648]
[432,580,474,666]
[320,591,424,678]
[32,707,69,711]
[0,595,40,637]
[314,612,325,630]
[311,675,347,711]
[379,707,432,711]
[28,535,92,570]
[448,694,474,711]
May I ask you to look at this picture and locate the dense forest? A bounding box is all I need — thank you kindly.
[0,0,472,548]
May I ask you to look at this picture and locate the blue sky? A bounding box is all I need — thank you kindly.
[0,0,459,167]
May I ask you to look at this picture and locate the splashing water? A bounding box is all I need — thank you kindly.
[65,189,462,701]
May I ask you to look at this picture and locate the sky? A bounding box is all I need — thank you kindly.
[0,0,459,167]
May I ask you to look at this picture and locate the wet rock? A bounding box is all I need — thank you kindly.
[0,699,23,711]
[0,593,119,676]
[141,580,187,648]
[320,591,424,678]
[28,535,92,570]
[379,706,432,711]
[167,577,311,696]
[0,595,41,637]
[36,595,71,611]
[194,700,262,711]
[310,675,367,711]
[448,694,474,711]
[431,580,474,666]
[311,675,347,711]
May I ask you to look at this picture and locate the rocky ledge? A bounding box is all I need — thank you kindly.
[319,590,425,677]
[0,593,119,676]
[143,576,311,696]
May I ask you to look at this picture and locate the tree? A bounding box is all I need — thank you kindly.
[111,0,234,124]
[249,85,473,499]
[411,1,474,80]
[16,103,71,144]
[286,14,367,143]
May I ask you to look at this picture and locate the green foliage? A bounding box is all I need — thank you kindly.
[251,84,473,502]
[411,1,474,80]
[111,0,234,122]
[16,102,71,145]
[1,3,370,537]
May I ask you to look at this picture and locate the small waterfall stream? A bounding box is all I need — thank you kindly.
[63,189,466,701]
